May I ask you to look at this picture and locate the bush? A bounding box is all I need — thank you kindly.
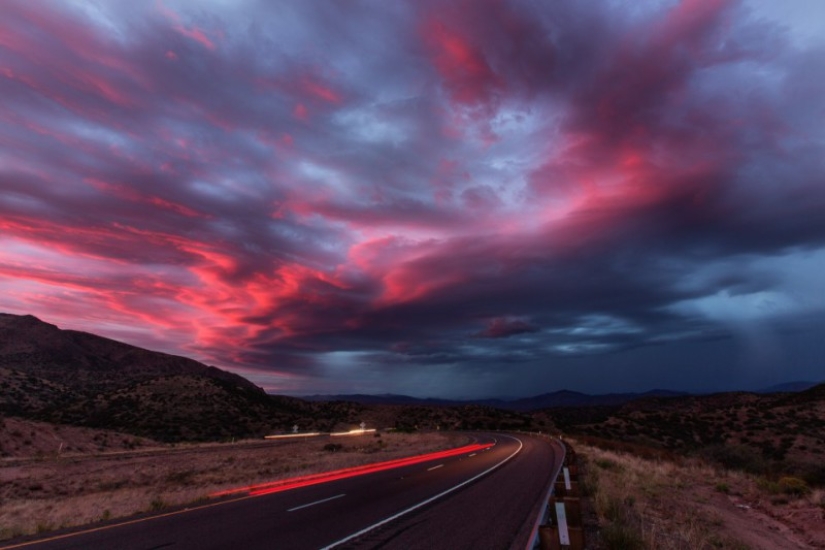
[580,467,598,497]
[702,444,769,475]
[602,522,644,550]
[594,458,621,471]
[149,496,165,511]
[795,463,825,487]
[778,477,810,496]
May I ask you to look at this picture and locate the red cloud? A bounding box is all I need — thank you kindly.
[173,25,216,51]
[421,18,503,106]
[299,78,342,104]
[294,103,309,120]
[156,2,216,51]
[84,178,207,219]
[478,317,538,338]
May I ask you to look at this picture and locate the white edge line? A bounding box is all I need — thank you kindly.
[469,453,476,457]
[319,435,524,550]
[426,464,443,471]
[287,493,345,512]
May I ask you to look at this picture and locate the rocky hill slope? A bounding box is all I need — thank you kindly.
[0,313,361,441]
[550,383,825,484]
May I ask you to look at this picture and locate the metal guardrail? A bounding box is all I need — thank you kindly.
[526,434,568,550]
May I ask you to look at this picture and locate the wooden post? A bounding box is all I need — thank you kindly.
[555,480,579,497]
[539,498,585,550]
[538,526,562,550]
[562,497,582,527]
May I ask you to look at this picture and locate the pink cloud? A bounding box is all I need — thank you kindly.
[173,25,216,51]
[294,103,309,120]
[156,2,216,51]
[421,17,503,107]
[84,178,208,219]
[299,78,342,104]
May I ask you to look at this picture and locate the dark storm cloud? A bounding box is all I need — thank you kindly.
[1,0,823,395]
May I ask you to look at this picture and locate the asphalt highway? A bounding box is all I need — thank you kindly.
[2,433,564,550]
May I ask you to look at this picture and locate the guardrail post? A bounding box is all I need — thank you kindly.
[537,440,585,550]
[554,480,579,498]
[538,498,585,550]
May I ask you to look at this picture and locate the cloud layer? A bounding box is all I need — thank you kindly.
[1,0,823,396]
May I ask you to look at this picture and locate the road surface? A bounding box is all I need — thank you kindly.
[1,433,564,550]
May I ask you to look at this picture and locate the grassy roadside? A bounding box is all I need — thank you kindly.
[0,431,466,541]
[572,438,824,549]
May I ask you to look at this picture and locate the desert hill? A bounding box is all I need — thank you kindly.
[549,383,825,485]
[0,313,365,441]
[0,313,258,391]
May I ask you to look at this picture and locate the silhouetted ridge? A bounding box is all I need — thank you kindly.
[0,313,359,441]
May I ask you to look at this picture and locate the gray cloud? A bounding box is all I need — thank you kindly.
[1,0,823,397]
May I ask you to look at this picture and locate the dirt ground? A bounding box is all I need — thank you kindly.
[709,475,825,549]
[0,420,466,541]
[0,417,157,458]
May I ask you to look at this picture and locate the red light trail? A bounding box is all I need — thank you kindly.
[209,442,494,499]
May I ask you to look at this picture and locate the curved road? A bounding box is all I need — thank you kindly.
[2,433,564,550]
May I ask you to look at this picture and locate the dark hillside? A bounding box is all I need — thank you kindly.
[0,313,359,441]
[543,384,825,485]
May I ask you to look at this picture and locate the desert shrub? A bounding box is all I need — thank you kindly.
[392,425,417,433]
[715,482,730,494]
[602,522,644,550]
[757,477,782,494]
[149,496,166,511]
[594,457,621,471]
[323,443,343,452]
[778,477,810,496]
[598,495,643,550]
[795,463,825,487]
[702,444,769,475]
[97,480,126,491]
[165,470,195,486]
[580,467,598,497]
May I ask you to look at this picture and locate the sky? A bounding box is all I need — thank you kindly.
[1,0,824,398]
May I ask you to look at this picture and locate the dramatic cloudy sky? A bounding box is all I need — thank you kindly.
[1,0,823,398]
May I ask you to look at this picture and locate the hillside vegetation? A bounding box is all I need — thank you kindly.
[550,385,825,488]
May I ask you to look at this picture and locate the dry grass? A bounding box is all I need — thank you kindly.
[572,438,822,550]
[0,431,466,541]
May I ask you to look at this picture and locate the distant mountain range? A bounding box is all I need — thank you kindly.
[300,389,691,410]
[299,382,821,410]
[754,381,819,394]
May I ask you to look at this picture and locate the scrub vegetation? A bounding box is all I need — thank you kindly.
[549,384,825,489]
